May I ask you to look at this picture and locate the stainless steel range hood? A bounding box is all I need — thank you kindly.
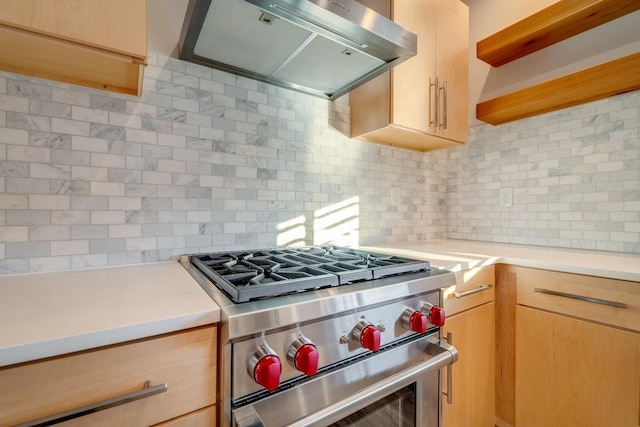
[179,0,417,100]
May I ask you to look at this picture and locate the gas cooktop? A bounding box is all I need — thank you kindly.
[189,246,431,303]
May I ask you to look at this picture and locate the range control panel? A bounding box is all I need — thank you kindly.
[232,291,444,399]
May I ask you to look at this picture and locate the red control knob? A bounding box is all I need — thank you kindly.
[360,324,381,352]
[250,345,282,391]
[410,311,428,333]
[427,305,446,327]
[288,336,319,377]
[402,308,428,334]
[294,343,319,376]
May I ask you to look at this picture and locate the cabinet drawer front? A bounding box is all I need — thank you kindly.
[516,266,640,332]
[443,265,495,315]
[153,405,217,427]
[0,326,217,427]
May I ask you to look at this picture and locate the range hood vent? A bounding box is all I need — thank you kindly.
[179,0,417,100]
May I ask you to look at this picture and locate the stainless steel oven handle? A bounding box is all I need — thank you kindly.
[442,331,453,404]
[295,338,456,427]
[233,336,458,427]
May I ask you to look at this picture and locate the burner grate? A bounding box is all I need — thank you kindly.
[190,246,430,303]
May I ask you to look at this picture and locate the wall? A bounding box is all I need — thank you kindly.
[451,0,640,252]
[447,90,640,253]
[0,53,448,275]
[1,55,638,275]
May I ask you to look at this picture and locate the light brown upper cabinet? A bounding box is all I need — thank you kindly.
[0,0,147,95]
[350,0,469,152]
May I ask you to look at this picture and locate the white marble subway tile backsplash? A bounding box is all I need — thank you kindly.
[447,91,639,253]
[0,53,448,274]
[0,53,638,274]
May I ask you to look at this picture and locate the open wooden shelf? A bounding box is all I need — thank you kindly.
[476,52,640,125]
[477,0,640,67]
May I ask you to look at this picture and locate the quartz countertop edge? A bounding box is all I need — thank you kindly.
[2,240,639,368]
[364,239,640,282]
[0,261,220,368]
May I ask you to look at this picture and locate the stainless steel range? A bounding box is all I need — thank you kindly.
[181,246,458,427]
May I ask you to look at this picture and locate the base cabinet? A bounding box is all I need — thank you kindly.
[509,266,640,427]
[441,265,496,427]
[442,302,495,427]
[153,405,217,426]
[516,306,640,426]
[0,326,217,427]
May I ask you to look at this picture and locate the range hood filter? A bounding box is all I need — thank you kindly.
[180,0,417,99]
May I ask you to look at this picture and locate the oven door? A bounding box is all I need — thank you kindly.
[232,334,457,427]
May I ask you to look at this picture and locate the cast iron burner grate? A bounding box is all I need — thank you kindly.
[190,246,430,303]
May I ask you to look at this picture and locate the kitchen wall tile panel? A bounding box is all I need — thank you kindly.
[0,53,448,274]
[1,51,637,275]
[447,91,640,252]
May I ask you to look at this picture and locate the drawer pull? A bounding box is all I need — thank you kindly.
[533,288,628,309]
[15,380,167,427]
[453,284,493,298]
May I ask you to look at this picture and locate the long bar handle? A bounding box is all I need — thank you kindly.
[534,288,627,309]
[15,381,168,427]
[429,77,439,128]
[440,80,448,129]
[442,331,453,405]
[454,284,493,298]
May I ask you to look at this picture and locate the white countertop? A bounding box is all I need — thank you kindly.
[2,239,638,368]
[365,239,640,282]
[0,261,219,368]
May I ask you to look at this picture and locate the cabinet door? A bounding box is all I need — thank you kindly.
[0,0,147,58]
[391,0,436,134]
[349,0,468,151]
[434,0,469,143]
[442,302,495,427]
[516,305,640,427]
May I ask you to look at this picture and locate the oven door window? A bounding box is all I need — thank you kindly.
[329,384,416,427]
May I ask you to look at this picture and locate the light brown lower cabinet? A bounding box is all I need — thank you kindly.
[442,302,496,427]
[508,265,640,427]
[0,325,217,427]
[153,405,217,426]
[515,306,640,426]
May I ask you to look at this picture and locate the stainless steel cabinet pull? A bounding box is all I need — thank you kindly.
[15,380,168,427]
[429,77,439,128]
[441,80,448,130]
[454,284,493,298]
[442,331,453,405]
[534,288,627,309]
